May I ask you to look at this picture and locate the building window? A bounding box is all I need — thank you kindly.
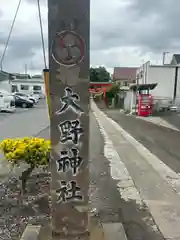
[12,85,18,93]
[33,85,41,91]
[20,85,29,90]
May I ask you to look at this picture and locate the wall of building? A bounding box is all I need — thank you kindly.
[0,80,12,93]
[137,63,180,102]
[147,66,175,99]
[116,79,136,87]
[11,79,45,97]
[175,68,180,105]
[136,61,150,85]
[124,90,136,112]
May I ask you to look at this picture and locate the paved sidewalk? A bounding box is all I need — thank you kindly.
[92,101,180,240]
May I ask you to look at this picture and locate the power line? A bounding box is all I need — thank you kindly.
[37,0,47,69]
[0,0,22,71]
[0,0,47,72]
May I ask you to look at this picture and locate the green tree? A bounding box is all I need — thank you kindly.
[90,67,110,82]
[106,83,120,99]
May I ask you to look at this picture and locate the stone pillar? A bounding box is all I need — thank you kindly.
[48,0,89,238]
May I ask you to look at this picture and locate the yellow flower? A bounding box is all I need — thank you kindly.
[0,137,51,167]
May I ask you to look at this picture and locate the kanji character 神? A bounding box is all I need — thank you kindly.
[56,148,83,175]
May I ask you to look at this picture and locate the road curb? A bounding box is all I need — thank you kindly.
[20,224,41,240]
[92,109,143,206]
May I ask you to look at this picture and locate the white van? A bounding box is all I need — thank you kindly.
[0,90,16,112]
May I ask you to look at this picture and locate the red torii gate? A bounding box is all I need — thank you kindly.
[89,82,112,99]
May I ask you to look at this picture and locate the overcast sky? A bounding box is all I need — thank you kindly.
[0,0,179,74]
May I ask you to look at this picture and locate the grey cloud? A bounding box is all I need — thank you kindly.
[125,0,180,51]
[91,0,180,54]
[0,31,47,59]
[1,0,180,72]
[0,10,3,18]
[1,53,47,73]
[25,0,47,5]
[128,0,165,16]
[0,31,48,72]
[28,59,48,71]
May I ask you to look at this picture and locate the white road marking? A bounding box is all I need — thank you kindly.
[93,109,143,206]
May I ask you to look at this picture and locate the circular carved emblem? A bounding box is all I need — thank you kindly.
[52,30,85,67]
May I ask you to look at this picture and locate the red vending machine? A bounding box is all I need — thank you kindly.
[137,93,153,117]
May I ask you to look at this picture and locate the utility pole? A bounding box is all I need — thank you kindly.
[48,0,90,238]
[162,52,169,65]
[25,64,27,76]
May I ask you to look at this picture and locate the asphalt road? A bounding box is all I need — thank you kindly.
[162,112,180,130]
[151,110,180,130]
[101,108,180,174]
[0,100,49,141]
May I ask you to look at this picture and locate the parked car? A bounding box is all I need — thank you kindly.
[13,92,38,104]
[14,95,34,108]
[30,93,40,102]
[0,90,15,112]
[33,91,45,99]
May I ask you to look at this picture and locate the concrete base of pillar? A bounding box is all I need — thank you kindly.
[20,219,127,240]
[20,224,41,240]
[37,217,103,240]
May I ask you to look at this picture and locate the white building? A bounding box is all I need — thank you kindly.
[0,71,45,98]
[0,71,12,93]
[124,61,180,113]
[11,74,45,98]
[136,61,180,105]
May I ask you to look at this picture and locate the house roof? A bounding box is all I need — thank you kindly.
[113,67,138,80]
[0,71,9,81]
[12,78,44,84]
[32,75,42,79]
[12,73,31,79]
[130,83,157,91]
[173,54,180,64]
